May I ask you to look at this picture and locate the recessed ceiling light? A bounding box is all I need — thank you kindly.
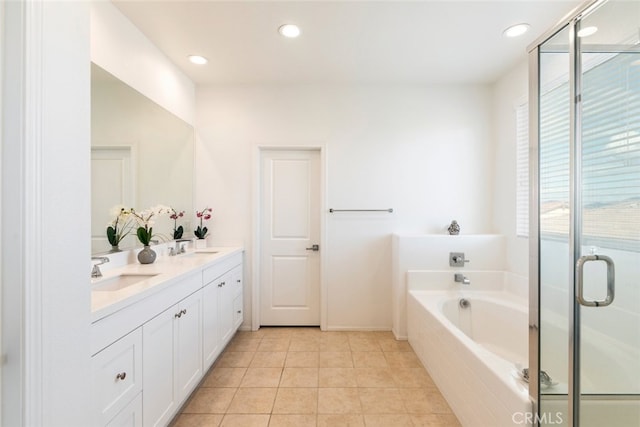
[188,55,208,65]
[278,24,301,38]
[503,23,530,38]
[577,26,598,37]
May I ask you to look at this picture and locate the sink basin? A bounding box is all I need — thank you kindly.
[92,273,159,292]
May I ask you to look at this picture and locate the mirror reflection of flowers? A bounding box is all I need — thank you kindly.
[194,207,213,239]
[131,205,172,246]
[107,205,134,250]
[170,208,185,239]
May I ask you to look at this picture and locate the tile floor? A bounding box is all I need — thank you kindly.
[170,327,461,427]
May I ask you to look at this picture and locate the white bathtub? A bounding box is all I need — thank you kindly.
[407,272,532,427]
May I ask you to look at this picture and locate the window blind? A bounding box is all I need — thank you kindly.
[516,102,529,238]
[538,51,640,251]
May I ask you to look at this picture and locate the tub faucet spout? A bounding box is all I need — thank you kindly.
[454,273,470,285]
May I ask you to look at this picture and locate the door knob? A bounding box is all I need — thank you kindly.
[306,244,320,251]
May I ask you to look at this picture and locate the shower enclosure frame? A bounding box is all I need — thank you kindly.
[527,0,635,426]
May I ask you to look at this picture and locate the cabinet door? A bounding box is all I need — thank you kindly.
[175,290,203,402]
[106,392,142,427]
[142,308,177,427]
[92,328,142,426]
[202,280,221,370]
[218,272,234,345]
[233,293,243,330]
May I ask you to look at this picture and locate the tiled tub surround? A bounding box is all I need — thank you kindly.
[406,271,531,427]
[171,327,462,427]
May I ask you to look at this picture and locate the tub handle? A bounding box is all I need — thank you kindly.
[576,254,615,307]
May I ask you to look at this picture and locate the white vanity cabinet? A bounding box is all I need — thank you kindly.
[202,255,244,371]
[90,248,244,427]
[142,290,202,427]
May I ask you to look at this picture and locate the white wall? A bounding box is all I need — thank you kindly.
[90,1,195,125]
[491,60,529,277]
[196,84,495,330]
[2,2,92,425]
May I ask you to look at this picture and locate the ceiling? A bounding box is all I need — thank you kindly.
[113,0,582,86]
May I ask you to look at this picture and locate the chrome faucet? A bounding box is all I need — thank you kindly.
[170,239,191,256]
[454,273,470,285]
[91,256,110,278]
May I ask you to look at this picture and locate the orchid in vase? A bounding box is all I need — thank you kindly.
[170,207,185,239]
[130,205,172,246]
[106,205,134,251]
[194,207,213,239]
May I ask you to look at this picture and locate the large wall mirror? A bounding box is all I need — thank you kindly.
[91,63,194,254]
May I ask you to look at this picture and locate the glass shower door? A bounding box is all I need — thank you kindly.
[575,1,640,425]
[536,1,640,426]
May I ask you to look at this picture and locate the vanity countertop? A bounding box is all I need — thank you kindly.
[91,246,243,322]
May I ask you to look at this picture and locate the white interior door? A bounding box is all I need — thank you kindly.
[260,149,321,326]
[91,146,135,253]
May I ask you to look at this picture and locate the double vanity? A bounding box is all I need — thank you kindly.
[90,246,244,427]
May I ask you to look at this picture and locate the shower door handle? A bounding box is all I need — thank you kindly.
[576,255,615,307]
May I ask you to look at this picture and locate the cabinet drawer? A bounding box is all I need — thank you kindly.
[202,253,242,285]
[92,328,143,426]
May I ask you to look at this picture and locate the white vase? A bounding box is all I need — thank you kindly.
[195,239,207,249]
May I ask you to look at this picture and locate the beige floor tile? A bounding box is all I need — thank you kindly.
[217,351,255,368]
[410,414,462,426]
[219,414,270,427]
[358,388,405,414]
[183,388,237,414]
[390,368,436,389]
[285,351,319,368]
[258,338,291,352]
[272,388,318,414]
[346,331,376,340]
[354,368,396,388]
[171,413,224,427]
[290,327,322,339]
[372,331,396,340]
[351,352,388,368]
[378,338,412,352]
[203,367,246,388]
[348,338,380,352]
[226,338,261,352]
[226,388,277,414]
[319,352,353,368]
[317,414,364,427]
[268,414,317,427]
[363,414,413,426]
[289,339,320,351]
[250,352,287,368]
[318,368,357,388]
[240,368,283,388]
[260,328,295,339]
[317,388,362,414]
[319,340,351,352]
[398,389,453,414]
[234,330,265,339]
[279,367,319,387]
[384,351,422,368]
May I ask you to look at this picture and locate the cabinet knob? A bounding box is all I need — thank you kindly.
[237,279,241,283]
[218,283,223,288]
[175,312,182,318]
[237,310,242,314]
[221,281,226,286]
[116,372,127,381]
[182,309,187,316]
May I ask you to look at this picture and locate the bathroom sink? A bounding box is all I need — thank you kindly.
[92,273,159,292]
